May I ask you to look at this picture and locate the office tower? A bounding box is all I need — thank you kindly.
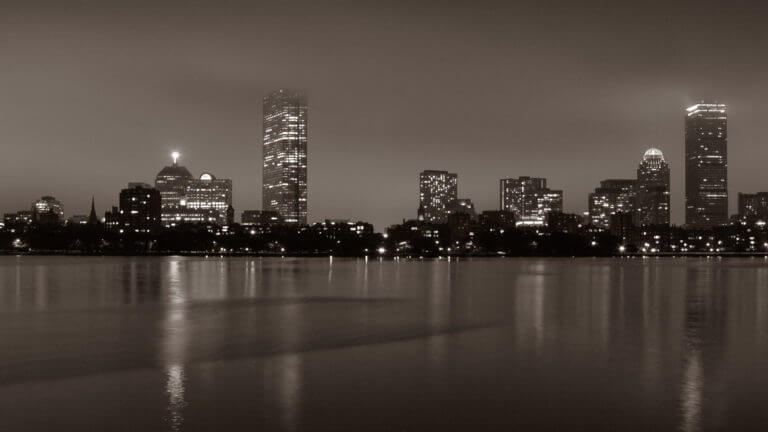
[588,179,637,228]
[184,173,233,225]
[738,192,768,223]
[32,196,64,225]
[155,152,193,227]
[118,183,161,233]
[262,89,308,225]
[418,170,458,223]
[685,102,728,228]
[499,176,563,226]
[636,148,671,226]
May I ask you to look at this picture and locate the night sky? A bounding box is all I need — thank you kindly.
[2,0,768,230]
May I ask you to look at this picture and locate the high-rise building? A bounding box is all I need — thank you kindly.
[155,152,193,227]
[636,148,671,226]
[685,102,728,228]
[588,179,637,228]
[738,192,768,224]
[418,170,458,223]
[262,90,308,225]
[32,196,64,225]
[118,183,161,233]
[499,176,563,226]
[184,173,233,225]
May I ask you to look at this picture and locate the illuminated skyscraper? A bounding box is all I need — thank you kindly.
[155,152,193,227]
[500,176,563,226]
[262,90,308,225]
[418,170,458,223]
[685,102,728,228]
[636,148,670,226]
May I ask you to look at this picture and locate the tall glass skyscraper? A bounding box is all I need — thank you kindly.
[636,148,670,226]
[262,90,308,225]
[685,102,728,228]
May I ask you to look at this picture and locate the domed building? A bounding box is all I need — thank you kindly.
[636,148,670,226]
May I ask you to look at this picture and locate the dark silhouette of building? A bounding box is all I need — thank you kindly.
[738,192,768,224]
[588,179,636,228]
[478,210,516,231]
[636,148,670,226]
[499,176,562,226]
[418,170,457,223]
[547,212,582,233]
[241,210,283,226]
[4,211,33,227]
[118,183,161,233]
[685,102,728,228]
[32,196,64,225]
[447,198,476,219]
[262,89,308,225]
[155,152,193,227]
[104,206,120,230]
[88,197,99,225]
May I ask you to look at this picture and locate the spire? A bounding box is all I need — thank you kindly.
[88,196,99,225]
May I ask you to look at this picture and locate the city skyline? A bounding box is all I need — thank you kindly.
[4,1,768,230]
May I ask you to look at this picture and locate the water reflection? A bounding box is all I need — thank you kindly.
[162,259,188,431]
[3,257,768,431]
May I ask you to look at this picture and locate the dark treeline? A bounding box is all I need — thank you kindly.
[2,217,767,257]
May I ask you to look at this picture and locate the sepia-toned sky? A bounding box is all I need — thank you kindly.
[2,0,768,230]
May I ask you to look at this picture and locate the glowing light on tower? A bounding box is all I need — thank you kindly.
[171,151,180,165]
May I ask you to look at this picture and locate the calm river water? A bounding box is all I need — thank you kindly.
[1,256,768,431]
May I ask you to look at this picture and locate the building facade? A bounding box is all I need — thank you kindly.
[685,102,728,228]
[118,183,161,233]
[588,179,637,228]
[184,173,233,225]
[499,176,563,226]
[636,148,671,226]
[262,89,308,225]
[155,153,193,226]
[418,170,458,223]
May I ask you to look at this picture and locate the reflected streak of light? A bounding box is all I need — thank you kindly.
[162,258,189,430]
[165,363,187,432]
[277,353,302,432]
[15,263,21,310]
[680,349,702,432]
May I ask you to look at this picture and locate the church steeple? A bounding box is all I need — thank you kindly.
[88,196,99,225]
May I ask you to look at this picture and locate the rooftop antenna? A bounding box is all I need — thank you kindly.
[171,151,180,165]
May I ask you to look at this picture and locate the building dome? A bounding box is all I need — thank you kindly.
[200,173,215,181]
[643,148,664,161]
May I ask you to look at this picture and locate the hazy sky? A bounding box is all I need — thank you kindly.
[2,0,768,230]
